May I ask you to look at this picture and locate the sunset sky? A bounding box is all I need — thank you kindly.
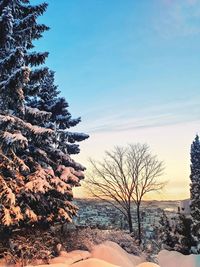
[36,0,200,200]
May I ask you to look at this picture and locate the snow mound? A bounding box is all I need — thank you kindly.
[136,263,160,267]
[26,265,67,267]
[91,240,143,267]
[60,249,91,259]
[158,250,200,267]
[49,256,74,265]
[28,243,200,267]
[50,250,91,265]
[71,258,120,267]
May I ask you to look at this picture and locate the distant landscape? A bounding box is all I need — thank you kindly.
[75,198,181,211]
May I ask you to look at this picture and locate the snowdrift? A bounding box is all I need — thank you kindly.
[71,258,121,267]
[91,240,143,267]
[136,263,160,267]
[49,250,91,265]
[26,242,200,267]
[158,249,200,267]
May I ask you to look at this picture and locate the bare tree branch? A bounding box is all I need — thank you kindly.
[85,143,166,241]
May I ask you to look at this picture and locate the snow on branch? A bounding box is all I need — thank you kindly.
[25,208,37,222]
[25,106,51,122]
[29,67,49,82]
[0,175,16,206]
[0,131,28,150]
[0,47,24,71]
[24,3,49,17]
[50,176,72,194]
[57,165,84,185]
[59,130,89,143]
[0,66,30,91]
[14,13,36,31]
[2,207,12,226]
[45,146,85,171]
[25,51,49,67]
[0,114,54,137]
[25,167,53,194]
[56,114,81,128]
[58,208,72,222]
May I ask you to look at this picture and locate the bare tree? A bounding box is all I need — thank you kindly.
[86,144,165,243]
[87,146,135,232]
[127,144,165,244]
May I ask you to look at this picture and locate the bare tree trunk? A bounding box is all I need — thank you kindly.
[136,204,142,245]
[127,209,133,233]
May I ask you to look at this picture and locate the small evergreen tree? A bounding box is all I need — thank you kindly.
[174,214,193,255]
[158,211,175,249]
[190,134,200,252]
[0,0,88,229]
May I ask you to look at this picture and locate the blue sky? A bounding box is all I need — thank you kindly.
[35,0,200,199]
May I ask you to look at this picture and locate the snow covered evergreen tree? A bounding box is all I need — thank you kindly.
[190,134,200,252]
[0,0,49,84]
[174,214,193,255]
[27,69,89,155]
[158,211,175,250]
[0,0,88,229]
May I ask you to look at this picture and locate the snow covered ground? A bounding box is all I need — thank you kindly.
[24,241,200,267]
[158,249,200,267]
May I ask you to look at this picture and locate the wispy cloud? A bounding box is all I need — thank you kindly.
[77,97,200,133]
[163,0,198,6]
[154,0,200,38]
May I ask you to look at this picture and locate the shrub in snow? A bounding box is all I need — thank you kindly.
[2,227,90,265]
[64,228,143,256]
[2,228,56,266]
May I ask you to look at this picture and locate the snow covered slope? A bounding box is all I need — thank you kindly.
[91,241,143,267]
[26,241,200,267]
[158,249,200,267]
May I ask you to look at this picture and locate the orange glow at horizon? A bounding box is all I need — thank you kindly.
[73,120,197,201]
